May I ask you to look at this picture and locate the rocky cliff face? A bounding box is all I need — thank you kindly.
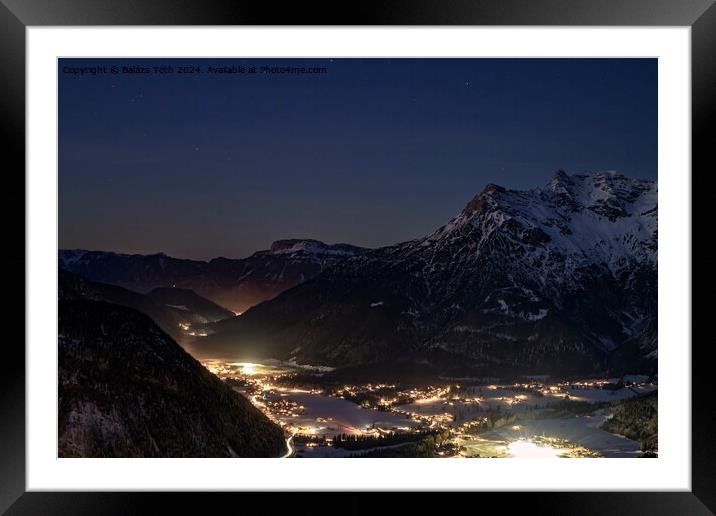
[199,171,657,376]
[58,300,286,457]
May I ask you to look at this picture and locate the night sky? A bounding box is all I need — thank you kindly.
[59,58,657,260]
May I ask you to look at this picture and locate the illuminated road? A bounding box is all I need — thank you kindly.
[281,429,297,458]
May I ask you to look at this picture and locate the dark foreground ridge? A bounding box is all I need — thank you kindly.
[58,300,285,457]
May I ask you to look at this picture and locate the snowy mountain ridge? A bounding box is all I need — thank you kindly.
[267,239,364,256]
[416,170,656,287]
[202,170,657,375]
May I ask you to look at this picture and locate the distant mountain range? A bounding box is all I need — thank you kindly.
[196,171,657,376]
[59,239,366,314]
[58,299,286,457]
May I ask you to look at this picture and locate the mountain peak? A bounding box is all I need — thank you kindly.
[551,168,570,180]
[270,239,327,253]
[482,183,507,194]
[461,182,508,216]
[547,169,572,190]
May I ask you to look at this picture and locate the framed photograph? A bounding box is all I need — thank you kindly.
[4,0,711,513]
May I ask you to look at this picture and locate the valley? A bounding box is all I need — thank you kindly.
[202,358,657,458]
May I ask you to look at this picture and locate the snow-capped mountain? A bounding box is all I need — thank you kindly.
[59,240,366,314]
[201,171,657,376]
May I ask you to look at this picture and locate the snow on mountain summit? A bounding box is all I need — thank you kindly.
[268,239,365,256]
[427,170,656,274]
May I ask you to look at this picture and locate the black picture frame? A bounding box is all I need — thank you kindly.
[2,0,711,513]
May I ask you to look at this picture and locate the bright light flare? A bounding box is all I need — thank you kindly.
[507,439,561,458]
[415,397,441,405]
[240,363,257,375]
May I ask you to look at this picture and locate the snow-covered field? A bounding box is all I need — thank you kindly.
[400,384,654,458]
[284,392,418,436]
[207,356,655,458]
[484,410,641,458]
[294,441,414,458]
[566,385,656,403]
[402,385,656,420]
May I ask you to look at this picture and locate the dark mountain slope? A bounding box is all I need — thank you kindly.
[146,287,234,323]
[59,268,187,341]
[58,300,286,457]
[59,269,233,340]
